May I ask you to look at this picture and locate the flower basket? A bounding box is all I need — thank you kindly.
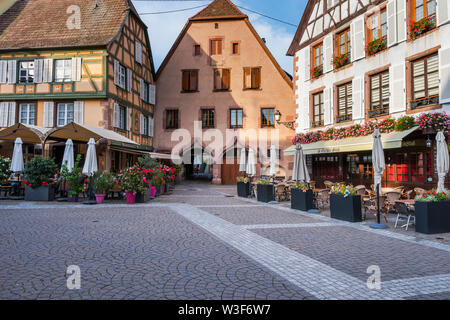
[95,194,106,204]
[126,191,137,204]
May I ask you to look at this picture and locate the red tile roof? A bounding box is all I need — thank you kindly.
[190,0,247,21]
[0,0,134,51]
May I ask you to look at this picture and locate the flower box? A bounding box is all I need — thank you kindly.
[415,201,450,234]
[291,188,314,211]
[332,53,350,69]
[257,184,274,203]
[25,186,55,201]
[366,37,387,56]
[330,194,362,222]
[237,182,250,197]
[409,17,436,40]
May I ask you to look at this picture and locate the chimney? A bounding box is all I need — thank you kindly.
[262,38,266,44]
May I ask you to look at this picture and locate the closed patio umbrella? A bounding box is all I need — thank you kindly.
[246,148,256,176]
[82,138,98,176]
[436,131,449,192]
[292,143,310,183]
[239,148,246,172]
[10,137,24,173]
[61,139,74,172]
[269,144,278,177]
[193,154,202,165]
[371,129,387,229]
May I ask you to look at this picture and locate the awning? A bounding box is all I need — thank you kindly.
[146,152,181,161]
[0,123,52,144]
[284,127,419,156]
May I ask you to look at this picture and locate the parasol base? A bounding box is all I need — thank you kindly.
[370,223,388,229]
[82,200,97,205]
[268,201,279,205]
[307,209,321,214]
[56,198,68,202]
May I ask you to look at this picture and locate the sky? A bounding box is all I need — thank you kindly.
[131,0,308,75]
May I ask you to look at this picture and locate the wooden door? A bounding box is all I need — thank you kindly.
[221,159,239,185]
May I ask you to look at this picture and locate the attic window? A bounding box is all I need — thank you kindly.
[215,23,219,29]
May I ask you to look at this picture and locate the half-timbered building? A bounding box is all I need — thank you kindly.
[287,0,450,189]
[0,0,156,172]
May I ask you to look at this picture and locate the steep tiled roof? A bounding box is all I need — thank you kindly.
[0,0,133,50]
[190,0,247,21]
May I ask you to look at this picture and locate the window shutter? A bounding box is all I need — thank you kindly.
[352,78,364,120]
[244,68,251,88]
[43,102,54,127]
[0,61,7,84]
[71,58,82,82]
[74,101,84,125]
[149,84,156,105]
[252,68,261,89]
[140,78,145,100]
[389,63,406,113]
[7,102,16,126]
[396,0,407,43]
[135,41,142,64]
[34,59,43,83]
[7,60,16,84]
[127,68,132,92]
[323,35,333,73]
[126,107,131,131]
[439,48,450,104]
[387,0,397,47]
[114,59,119,86]
[113,103,119,128]
[437,0,450,26]
[140,114,144,135]
[190,71,198,91]
[0,102,7,127]
[351,17,365,62]
[323,87,332,125]
[304,48,310,81]
[149,117,154,137]
[42,59,53,83]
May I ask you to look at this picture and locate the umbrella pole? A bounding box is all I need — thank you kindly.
[248,174,252,199]
[370,183,388,229]
[269,174,279,205]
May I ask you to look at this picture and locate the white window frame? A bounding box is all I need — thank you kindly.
[18,61,34,84]
[19,103,36,125]
[119,105,127,130]
[55,59,72,83]
[57,103,74,127]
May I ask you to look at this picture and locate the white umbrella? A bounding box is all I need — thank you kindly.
[10,137,24,173]
[436,131,449,192]
[61,139,74,172]
[292,143,310,183]
[82,138,98,176]
[238,148,246,172]
[193,154,202,165]
[269,144,278,176]
[246,148,256,176]
[372,129,385,194]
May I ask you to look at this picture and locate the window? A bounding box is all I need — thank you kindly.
[230,109,243,129]
[336,28,351,59]
[194,44,201,56]
[243,67,261,90]
[214,69,230,91]
[19,103,35,125]
[267,148,281,159]
[210,39,223,55]
[202,109,215,128]
[57,103,74,126]
[312,92,324,127]
[118,105,127,130]
[313,155,339,180]
[369,71,389,117]
[18,61,34,83]
[166,110,179,129]
[232,42,240,55]
[412,0,436,23]
[337,82,352,123]
[261,108,274,128]
[182,70,198,92]
[411,53,439,109]
[143,116,149,136]
[55,59,72,82]
[118,64,126,88]
[312,42,323,69]
[368,8,387,42]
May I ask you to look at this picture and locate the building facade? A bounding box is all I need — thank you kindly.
[154,0,296,184]
[287,0,450,189]
[0,0,156,172]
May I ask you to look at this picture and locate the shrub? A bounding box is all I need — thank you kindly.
[93,171,115,194]
[137,155,160,169]
[395,116,416,131]
[0,156,11,183]
[117,167,149,194]
[60,154,85,198]
[24,156,57,189]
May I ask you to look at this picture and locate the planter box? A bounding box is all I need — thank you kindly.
[415,201,450,234]
[291,189,313,211]
[257,184,274,203]
[25,186,55,201]
[330,194,362,222]
[135,190,151,203]
[237,182,250,197]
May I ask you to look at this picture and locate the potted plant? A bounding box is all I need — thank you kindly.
[257,179,274,203]
[365,36,387,56]
[0,156,11,185]
[151,169,164,197]
[415,190,450,234]
[291,182,313,211]
[117,167,148,204]
[332,53,349,69]
[23,156,58,201]
[236,176,250,197]
[409,16,436,39]
[60,154,84,202]
[329,184,362,222]
[92,171,115,204]
[310,65,323,79]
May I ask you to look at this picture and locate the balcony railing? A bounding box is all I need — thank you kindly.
[368,106,389,118]
[410,95,439,110]
[336,114,352,123]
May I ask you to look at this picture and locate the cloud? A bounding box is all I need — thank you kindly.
[133,1,294,74]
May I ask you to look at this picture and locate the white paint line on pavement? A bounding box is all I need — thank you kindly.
[242,222,337,229]
[195,205,266,208]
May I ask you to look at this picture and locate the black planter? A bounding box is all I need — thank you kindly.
[237,182,250,197]
[415,201,450,234]
[155,186,161,197]
[330,194,362,222]
[25,186,55,201]
[291,188,313,211]
[135,190,151,203]
[257,184,274,203]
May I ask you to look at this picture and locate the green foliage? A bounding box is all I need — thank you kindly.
[92,171,115,194]
[293,183,310,191]
[415,190,450,202]
[117,167,148,193]
[24,156,58,189]
[257,179,270,185]
[60,154,84,197]
[330,184,357,196]
[0,156,11,183]
[138,155,160,169]
[150,169,164,188]
[394,116,416,131]
[237,177,249,183]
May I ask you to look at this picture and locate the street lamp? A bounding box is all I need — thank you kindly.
[426,136,432,148]
[274,110,295,130]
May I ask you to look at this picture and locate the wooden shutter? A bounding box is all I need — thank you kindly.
[437,0,450,26]
[352,78,364,120]
[114,59,120,86]
[304,48,310,81]
[0,61,7,84]
[74,101,84,125]
[127,68,132,92]
[135,41,142,64]
[149,84,156,105]
[42,59,53,83]
[182,71,189,91]
[140,78,145,100]
[252,68,261,89]
[323,34,333,73]
[126,107,131,131]
[189,71,198,91]
[0,102,8,127]
[223,69,230,89]
[387,0,397,47]
[149,117,154,137]
[439,48,450,104]
[7,102,16,126]
[389,63,406,113]
[43,102,54,127]
[396,0,407,43]
[7,60,16,84]
[71,58,82,82]
[113,103,119,128]
[243,67,251,89]
[34,59,43,83]
[140,114,145,135]
[351,17,365,61]
[323,87,332,125]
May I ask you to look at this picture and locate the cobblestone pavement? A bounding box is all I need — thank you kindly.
[0,181,449,300]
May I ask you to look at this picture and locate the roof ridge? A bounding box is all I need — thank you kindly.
[189,0,247,21]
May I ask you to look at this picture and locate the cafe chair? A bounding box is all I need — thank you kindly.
[394,202,415,231]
